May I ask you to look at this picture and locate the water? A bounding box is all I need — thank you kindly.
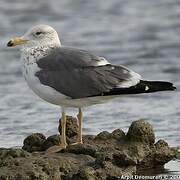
[0,0,180,174]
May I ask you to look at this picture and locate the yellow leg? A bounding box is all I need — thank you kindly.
[71,108,83,145]
[46,109,67,154]
[77,108,83,144]
[60,110,68,146]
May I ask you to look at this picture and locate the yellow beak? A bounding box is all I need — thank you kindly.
[7,37,29,47]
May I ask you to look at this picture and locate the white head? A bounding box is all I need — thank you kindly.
[7,24,61,49]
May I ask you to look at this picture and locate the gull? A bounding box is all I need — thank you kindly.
[7,24,176,153]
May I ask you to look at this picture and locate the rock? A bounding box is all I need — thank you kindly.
[65,143,97,157]
[23,116,77,153]
[95,131,111,140]
[110,129,125,140]
[154,140,176,165]
[93,161,136,179]
[42,134,71,151]
[0,118,176,180]
[126,119,155,145]
[0,148,30,159]
[95,152,113,166]
[113,151,137,167]
[22,133,46,152]
[155,139,168,148]
[176,148,180,159]
[72,166,96,180]
[58,116,78,138]
[82,135,96,144]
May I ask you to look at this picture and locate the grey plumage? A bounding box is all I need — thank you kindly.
[35,47,139,99]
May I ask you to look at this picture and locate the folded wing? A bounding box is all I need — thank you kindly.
[35,47,141,99]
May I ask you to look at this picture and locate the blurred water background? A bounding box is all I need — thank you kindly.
[0,0,180,174]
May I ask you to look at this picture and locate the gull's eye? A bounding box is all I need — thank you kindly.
[35,31,42,36]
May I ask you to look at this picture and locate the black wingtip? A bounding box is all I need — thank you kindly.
[142,80,177,92]
[166,82,176,91]
[172,85,177,90]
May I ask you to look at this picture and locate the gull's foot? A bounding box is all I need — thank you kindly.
[46,144,67,154]
[70,141,83,146]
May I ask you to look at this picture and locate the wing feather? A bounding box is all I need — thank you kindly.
[35,47,141,99]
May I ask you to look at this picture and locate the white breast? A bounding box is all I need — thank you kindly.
[22,58,69,106]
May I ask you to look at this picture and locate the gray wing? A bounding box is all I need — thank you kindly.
[37,47,110,69]
[35,47,141,99]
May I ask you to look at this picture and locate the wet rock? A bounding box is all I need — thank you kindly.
[0,148,30,159]
[0,118,176,180]
[65,143,97,157]
[96,161,136,179]
[155,139,169,148]
[42,134,60,151]
[23,118,75,152]
[110,129,125,140]
[0,151,94,180]
[154,140,176,165]
[58,116,78,138]
[176,148,180,159]
[22,133,46,152]
[113,151,137,167]
[83,135,96,144]
[95,152,113,166]
[72,166,96,180]
[42,134,71,151]
[126,119,155,145]
[95,131,111,140]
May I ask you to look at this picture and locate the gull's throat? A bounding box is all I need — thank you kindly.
[21,44,60,64]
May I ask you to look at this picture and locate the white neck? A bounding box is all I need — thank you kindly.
[21,43,60,64]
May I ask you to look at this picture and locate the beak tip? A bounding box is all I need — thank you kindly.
[7,40,14,47]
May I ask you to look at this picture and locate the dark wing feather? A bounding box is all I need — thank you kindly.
[36,47,140,99]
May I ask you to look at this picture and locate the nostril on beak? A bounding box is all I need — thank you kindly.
[7,40,14,47]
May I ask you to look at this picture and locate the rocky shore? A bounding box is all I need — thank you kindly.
[0,117,176,180]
